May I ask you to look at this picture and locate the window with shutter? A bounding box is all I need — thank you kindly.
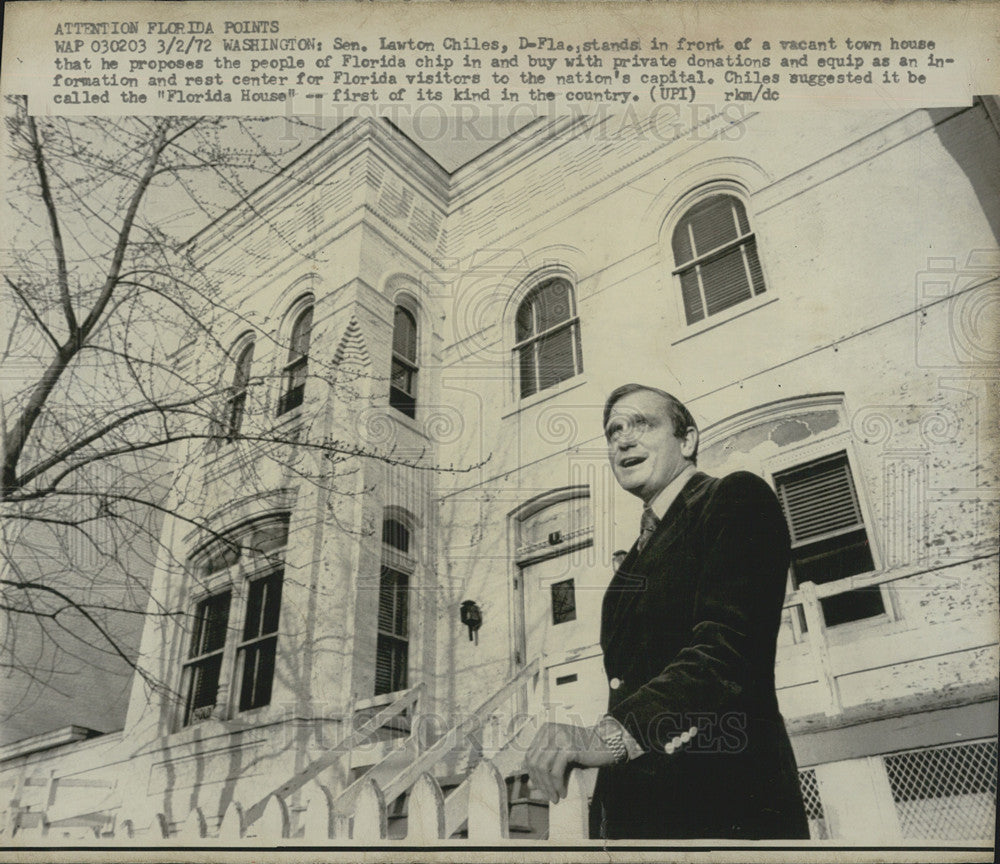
[182,591,231,725]
[278,304,312,415]
[375,566,409,695]
[390,306,418,419]
[514,277,583,399]
[224,339,255,440]
[237,570,283,711]
[672,194,766,325]
[774,452,884,627]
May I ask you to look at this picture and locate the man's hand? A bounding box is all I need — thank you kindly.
[523,721,618,803]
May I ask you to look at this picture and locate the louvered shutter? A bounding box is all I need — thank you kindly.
[536,327,577,391]
[289,306,313,358]
[776,453,864,545]
[518,343,537,398]
[687,195,741,256]
[189,655,224,711]
[375,567,409,694]
[191,591,230,657]
[377,567,397,633]
[680,269,705,324]
[514,278,581,399]
[232,341,254,389]
[700,246,754,315]
[532,279,572,332]
[374,637,394,695]
[673,195,765,324]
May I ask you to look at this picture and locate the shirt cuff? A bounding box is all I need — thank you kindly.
[600,714,645,761]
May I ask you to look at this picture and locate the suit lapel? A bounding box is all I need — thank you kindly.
[601,472,709,654]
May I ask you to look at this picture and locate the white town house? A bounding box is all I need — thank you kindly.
[3,102,998,846]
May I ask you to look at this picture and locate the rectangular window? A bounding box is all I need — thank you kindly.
[183,591,231,726]
[390,357,417,418]
[375,566,409,695]
[237,570,283,712]
[180,516,289,729]
[278,358,306,415]
[775,452,883,626]
[550,578,577,625]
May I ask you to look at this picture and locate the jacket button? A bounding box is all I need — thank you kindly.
[609,677,622,690]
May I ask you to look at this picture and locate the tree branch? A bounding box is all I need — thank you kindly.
[26,112,76,336]
[4,275,61,351]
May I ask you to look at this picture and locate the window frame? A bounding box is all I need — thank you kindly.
[763,436,891,631]
[278,302,313,416]
[235,567,283,713]
[178,515,290,729]
[389,304,419,420]
[224,337,255,441]
[665,185,773,335]
[374,513,417,697]
[512,276,584,402]
[181,590,232,727]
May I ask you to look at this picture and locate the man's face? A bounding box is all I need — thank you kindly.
[605,390,696,504]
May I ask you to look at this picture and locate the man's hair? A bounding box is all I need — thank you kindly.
[602,383,699,463]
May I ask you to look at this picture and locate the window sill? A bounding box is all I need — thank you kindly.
[671,295,778,345]
[388,405,427,439]
[169,705,280,742]
[501,376,588,421]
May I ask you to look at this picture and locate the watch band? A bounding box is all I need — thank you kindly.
[595,716,629,764]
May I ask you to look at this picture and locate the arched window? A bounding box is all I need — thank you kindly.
[224,339,254,440]
[278,304,313,415]
[375,514,413,695]
[382,517,411,552]
[182,515,289,726]
[390,306,418,419]
[514,277,583,400]
[672,193,765,325]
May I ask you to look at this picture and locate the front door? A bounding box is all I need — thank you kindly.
[514,490,616,726]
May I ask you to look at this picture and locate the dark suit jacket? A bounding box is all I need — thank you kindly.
[591,470,809,840]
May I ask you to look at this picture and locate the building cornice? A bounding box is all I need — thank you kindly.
[188,118,452,260]
[0,725,106,763]
[446,114,598,209]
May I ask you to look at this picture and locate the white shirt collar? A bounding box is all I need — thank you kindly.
[646,464,697,521]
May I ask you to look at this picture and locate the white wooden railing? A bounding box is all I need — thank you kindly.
[14,756,595,842]
[10,659,602,842]
[114,762,596,841]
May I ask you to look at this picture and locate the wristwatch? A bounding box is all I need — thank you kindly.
[595,715,629,765]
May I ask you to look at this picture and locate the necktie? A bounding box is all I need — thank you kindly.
[637,506,658,552]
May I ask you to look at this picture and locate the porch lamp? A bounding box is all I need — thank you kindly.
[460,599,482,645]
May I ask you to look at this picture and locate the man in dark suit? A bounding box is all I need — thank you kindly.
[524,384,809,840]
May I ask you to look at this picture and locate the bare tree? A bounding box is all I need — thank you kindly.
[0,102,472,735]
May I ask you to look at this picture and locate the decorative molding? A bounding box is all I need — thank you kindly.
[699,393,846,451]
[333,316,371,368]
[515,525,593,561]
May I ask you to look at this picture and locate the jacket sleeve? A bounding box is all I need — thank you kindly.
[608,471,791,755]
